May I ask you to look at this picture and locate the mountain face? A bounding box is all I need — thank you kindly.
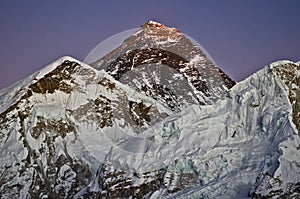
[0,56,173,198]
[0,21,299,199]
[91,21,235,111]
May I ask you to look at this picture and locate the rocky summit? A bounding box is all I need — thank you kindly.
[91,21,235,111]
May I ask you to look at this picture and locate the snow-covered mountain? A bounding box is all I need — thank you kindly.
[91,21,235,111]
[0,56,174,198]
[0,21,299,199]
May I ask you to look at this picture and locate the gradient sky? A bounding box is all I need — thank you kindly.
[0,0,299,90]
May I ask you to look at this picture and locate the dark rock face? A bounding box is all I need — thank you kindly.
[270,62,300,135]
[106,48,188,80]
[249,174,300,198]
[29,60,79,94]
[104,47,212,110]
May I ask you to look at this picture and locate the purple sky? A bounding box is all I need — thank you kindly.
[0,0,299,90]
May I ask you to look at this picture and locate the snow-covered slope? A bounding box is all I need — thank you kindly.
[78,60,300,198]
[0,56,299,198]
[0,57,171,198]
[91,21,235,111]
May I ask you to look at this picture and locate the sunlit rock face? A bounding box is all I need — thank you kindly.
[91,21,235,111]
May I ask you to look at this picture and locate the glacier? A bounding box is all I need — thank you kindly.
[83,60,300,198]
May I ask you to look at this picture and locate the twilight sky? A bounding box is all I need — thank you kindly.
[0,0,299,90]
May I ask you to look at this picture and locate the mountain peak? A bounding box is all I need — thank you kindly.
[141,20,180,32]
[143,20,164,27]
[91,21,235,110]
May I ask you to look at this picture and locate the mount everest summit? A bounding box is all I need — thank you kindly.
[91,21,235,111]
[0,21,299,198]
